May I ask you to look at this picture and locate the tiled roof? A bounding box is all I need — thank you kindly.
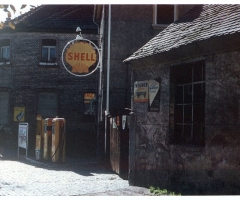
[9,5,98,33]
[124,4,240,63]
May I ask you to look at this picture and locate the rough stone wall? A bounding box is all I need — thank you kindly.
[130,50,240,194]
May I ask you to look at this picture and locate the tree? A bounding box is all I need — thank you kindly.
[0,4,36,29]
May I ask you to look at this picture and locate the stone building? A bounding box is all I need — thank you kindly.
[0,5,100,157]
[94,5,196,175]
[1,4,178,159]
[124,4,240,194]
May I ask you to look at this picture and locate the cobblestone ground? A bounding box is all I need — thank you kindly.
[0,156,152,196]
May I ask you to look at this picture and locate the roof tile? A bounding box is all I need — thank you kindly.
[124,4,240,63]
[10,5,97,32]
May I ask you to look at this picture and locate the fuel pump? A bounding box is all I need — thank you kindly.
[43,118,53,160]
[51,118,66,163]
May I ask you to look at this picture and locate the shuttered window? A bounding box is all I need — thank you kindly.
[37,92,58,118]
[0,91,9,125]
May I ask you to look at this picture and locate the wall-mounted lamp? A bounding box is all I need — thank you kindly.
[76,27,83,39]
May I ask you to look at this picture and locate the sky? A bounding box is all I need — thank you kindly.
[0,4,39,23]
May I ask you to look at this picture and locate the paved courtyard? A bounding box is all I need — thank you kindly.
[0,156,152,196]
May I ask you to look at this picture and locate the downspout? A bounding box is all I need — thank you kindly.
[128,63,136,185]
[174,5,179,22]
[105,4,111,157]
[99,6,104,122]
[93,5,104,155]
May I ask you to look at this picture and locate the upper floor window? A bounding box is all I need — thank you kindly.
[157,5,174,24]
[0,39,10,65]
[153,5,178,30]
[39,39,58,66]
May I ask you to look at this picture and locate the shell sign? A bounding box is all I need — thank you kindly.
[62,39,100,77]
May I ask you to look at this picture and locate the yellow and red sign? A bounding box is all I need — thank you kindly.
[62,39,100,77]
[14,107,25,122]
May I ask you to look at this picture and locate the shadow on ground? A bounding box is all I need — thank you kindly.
[1,146,118,179]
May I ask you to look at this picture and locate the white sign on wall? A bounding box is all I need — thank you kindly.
[18,123,28,159]
[148,79,160,112]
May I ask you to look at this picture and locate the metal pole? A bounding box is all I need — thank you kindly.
[105,4,111,156]
[174,5,179,22]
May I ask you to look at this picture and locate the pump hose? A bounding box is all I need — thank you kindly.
[51,131,65,163]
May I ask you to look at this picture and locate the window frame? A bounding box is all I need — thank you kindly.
[36,90,59,119]
[0,90,10,125]
[39,38,58,67]
[152,4,178,30]
[169,61,205,146]
[83,92,97,122]
[0,39,10,65]
[83,92,97,116]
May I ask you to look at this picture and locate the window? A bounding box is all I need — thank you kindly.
[153,5,177,29]
[40,39,57,66]
[0,91,9,125]
[83,92,96,122]
[0,39,10,64]
[84,92,96,115]
[37,92,58,118]
[170,61,205,145]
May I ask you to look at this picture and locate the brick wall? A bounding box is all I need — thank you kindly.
[0,32,100,157]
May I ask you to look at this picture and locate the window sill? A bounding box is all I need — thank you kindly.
[0,61,10,66]
[38,62,59,67]
[152,24,169,30]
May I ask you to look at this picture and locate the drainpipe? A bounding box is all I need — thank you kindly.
[128,65,136,185]
[174,5,179,22]
[105,4,111,157]
[94,5,105,156]
[93,5,102,156]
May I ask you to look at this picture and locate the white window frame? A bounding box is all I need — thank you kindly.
[0,45,10,65]
[39,39,58,66]
[152,4,178,30]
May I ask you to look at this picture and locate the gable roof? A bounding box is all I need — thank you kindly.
[2,5,98,33]
[124,4,240,64]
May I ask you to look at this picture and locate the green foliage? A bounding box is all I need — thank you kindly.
[149,186,181,196]
[0,4,32,20]
[20,5,27,9]
[0,4,32,29]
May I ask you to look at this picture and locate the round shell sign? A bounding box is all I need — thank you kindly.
[62,39,100,77]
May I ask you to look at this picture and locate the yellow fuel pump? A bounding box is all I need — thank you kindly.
[43,118,53,160]
[51,118,66,163]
